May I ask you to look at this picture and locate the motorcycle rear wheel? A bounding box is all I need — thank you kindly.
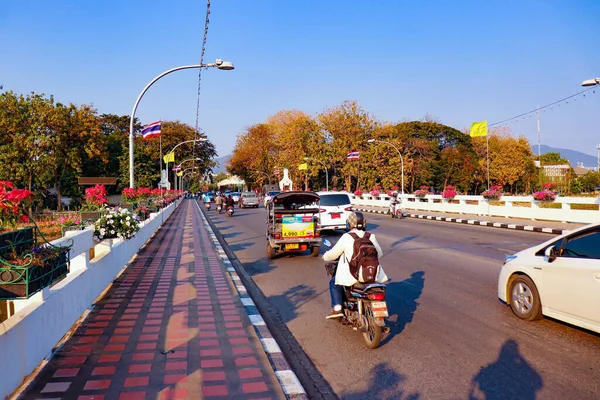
[362,304,382,349]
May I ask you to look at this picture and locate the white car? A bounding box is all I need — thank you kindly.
[498,223,600,334]
[317,191,354,231]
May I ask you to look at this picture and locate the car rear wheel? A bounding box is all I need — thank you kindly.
[267,243,277,259]
[509,275,542,321]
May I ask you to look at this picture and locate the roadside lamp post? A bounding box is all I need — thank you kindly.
[303,157,328,191]
[181,171,199,191]
[165,139,206,191]
[582,78,600,171]
[128,59,235,188]
[175,158,202,190]
[366,139,405,194]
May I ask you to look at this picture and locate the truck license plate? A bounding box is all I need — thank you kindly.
[286,243,299,250]
[371,301,389,318]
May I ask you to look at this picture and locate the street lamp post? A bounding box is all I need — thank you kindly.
[367,139,405,194]
[582,78,600,171]
[303,157,328,191]
[128,59,234,188]
[166,139,206,191]
[175,158,202,190]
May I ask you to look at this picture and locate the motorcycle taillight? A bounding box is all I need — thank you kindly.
[368,292,386,301]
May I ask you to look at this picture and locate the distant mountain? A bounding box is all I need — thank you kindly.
[531,145,597,168]
[212,154,231,174]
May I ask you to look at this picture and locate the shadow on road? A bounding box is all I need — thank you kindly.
[222,231,243,239]
[381,271,425,346]
[391,235,418,248]
[268,284,318,324]
[340,362,420,400]
[468,339,543,400]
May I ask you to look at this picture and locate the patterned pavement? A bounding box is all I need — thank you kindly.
[20,200,286,400]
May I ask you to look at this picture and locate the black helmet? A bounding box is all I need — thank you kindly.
[346,211,366,231]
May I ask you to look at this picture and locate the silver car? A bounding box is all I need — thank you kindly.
[240,192,259,208]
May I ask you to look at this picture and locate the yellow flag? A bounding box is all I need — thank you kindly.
[163,152,175,163]
[470,121,488,137]
[298,163,308,170]
[176,171,182,177]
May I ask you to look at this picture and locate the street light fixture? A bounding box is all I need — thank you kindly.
[367,139,405,194]
[582,78,600,87]
[303,157,328,191]
[128,59,235,188]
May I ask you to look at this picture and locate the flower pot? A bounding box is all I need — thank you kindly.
[0,227,35,258]
[121,203,135,210]
[0,250,69,299]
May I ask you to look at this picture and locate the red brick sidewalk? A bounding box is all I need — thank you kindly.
[20,201,285,399]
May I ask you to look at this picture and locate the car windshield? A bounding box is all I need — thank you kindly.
[320,194,351,206]
[242,192,255,197]
[267,191,280,196]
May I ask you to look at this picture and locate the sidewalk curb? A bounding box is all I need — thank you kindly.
[353,207,568,235]
[194,201,314,400]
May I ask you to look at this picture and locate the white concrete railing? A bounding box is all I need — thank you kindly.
[350,194,600,224]
[0,200,182,399]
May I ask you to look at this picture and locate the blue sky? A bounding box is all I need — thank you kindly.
[2,0,599,163]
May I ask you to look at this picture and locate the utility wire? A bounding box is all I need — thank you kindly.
[193,0,211,166]
[490,85,597,127]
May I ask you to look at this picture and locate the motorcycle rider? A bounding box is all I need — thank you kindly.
[225,195,235,209]
[322,212,388,319]
[389,192,401,217]
[215,193,223,210]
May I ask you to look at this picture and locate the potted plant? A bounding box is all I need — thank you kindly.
[0,181,71,299]
[0,242,70,299]
[93,207,141,241]
[121,187,137,210]
[133,205,151,221]
[0,181,34,257]
[532,183,557,202]
[482,185,503,201]
[80,184,107,223]
[414,185,429,198]
[442,185,458,200]
[353,189,363,199]
[54,215,82,236]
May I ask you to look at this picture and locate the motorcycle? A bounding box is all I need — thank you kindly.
[388,198,402,219]
[206,202,211,211]
[217,204,222,214]
[323,239,389,349]
[226,205,234,217]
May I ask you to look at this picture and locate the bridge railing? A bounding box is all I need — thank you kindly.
[349,194,600,224]
[0,200,182,399]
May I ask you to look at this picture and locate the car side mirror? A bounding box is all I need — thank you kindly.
[545,245,557,263]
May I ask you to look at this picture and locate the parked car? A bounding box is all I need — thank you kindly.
[317,191,353,231]
[263,190,281,207]
[498,222,600,334]
[240,192,259,208]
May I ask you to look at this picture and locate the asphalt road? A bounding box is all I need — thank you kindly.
[205,204,600,400]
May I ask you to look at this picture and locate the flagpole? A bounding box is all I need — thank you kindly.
[159,134,163,194]
[356,153,361,192]
[486,134,490,190]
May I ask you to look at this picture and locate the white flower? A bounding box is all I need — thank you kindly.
[99,234,104,239]
[110,230,115,234]
[126,216,131,221]
[126,221,130,226]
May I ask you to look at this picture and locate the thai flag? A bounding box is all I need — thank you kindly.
[347,151,359,160]
[172,165,181,171]
[142,121,161,139]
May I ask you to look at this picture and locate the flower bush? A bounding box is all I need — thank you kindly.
[136,187,151,202]
[121,188,136,202]
[442,185,458,199]
[93,208,140,241]
[354,189,363,196]
[532,183,557,202]
[84,184,107,210]
[370,189,381,196]
[4,242,68,267]
[386,189,397,196]
[134,206,151,221]
[53,216,80,227]
[414,185,429,197]
[482,185,503,200]
[0,181,32,229]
